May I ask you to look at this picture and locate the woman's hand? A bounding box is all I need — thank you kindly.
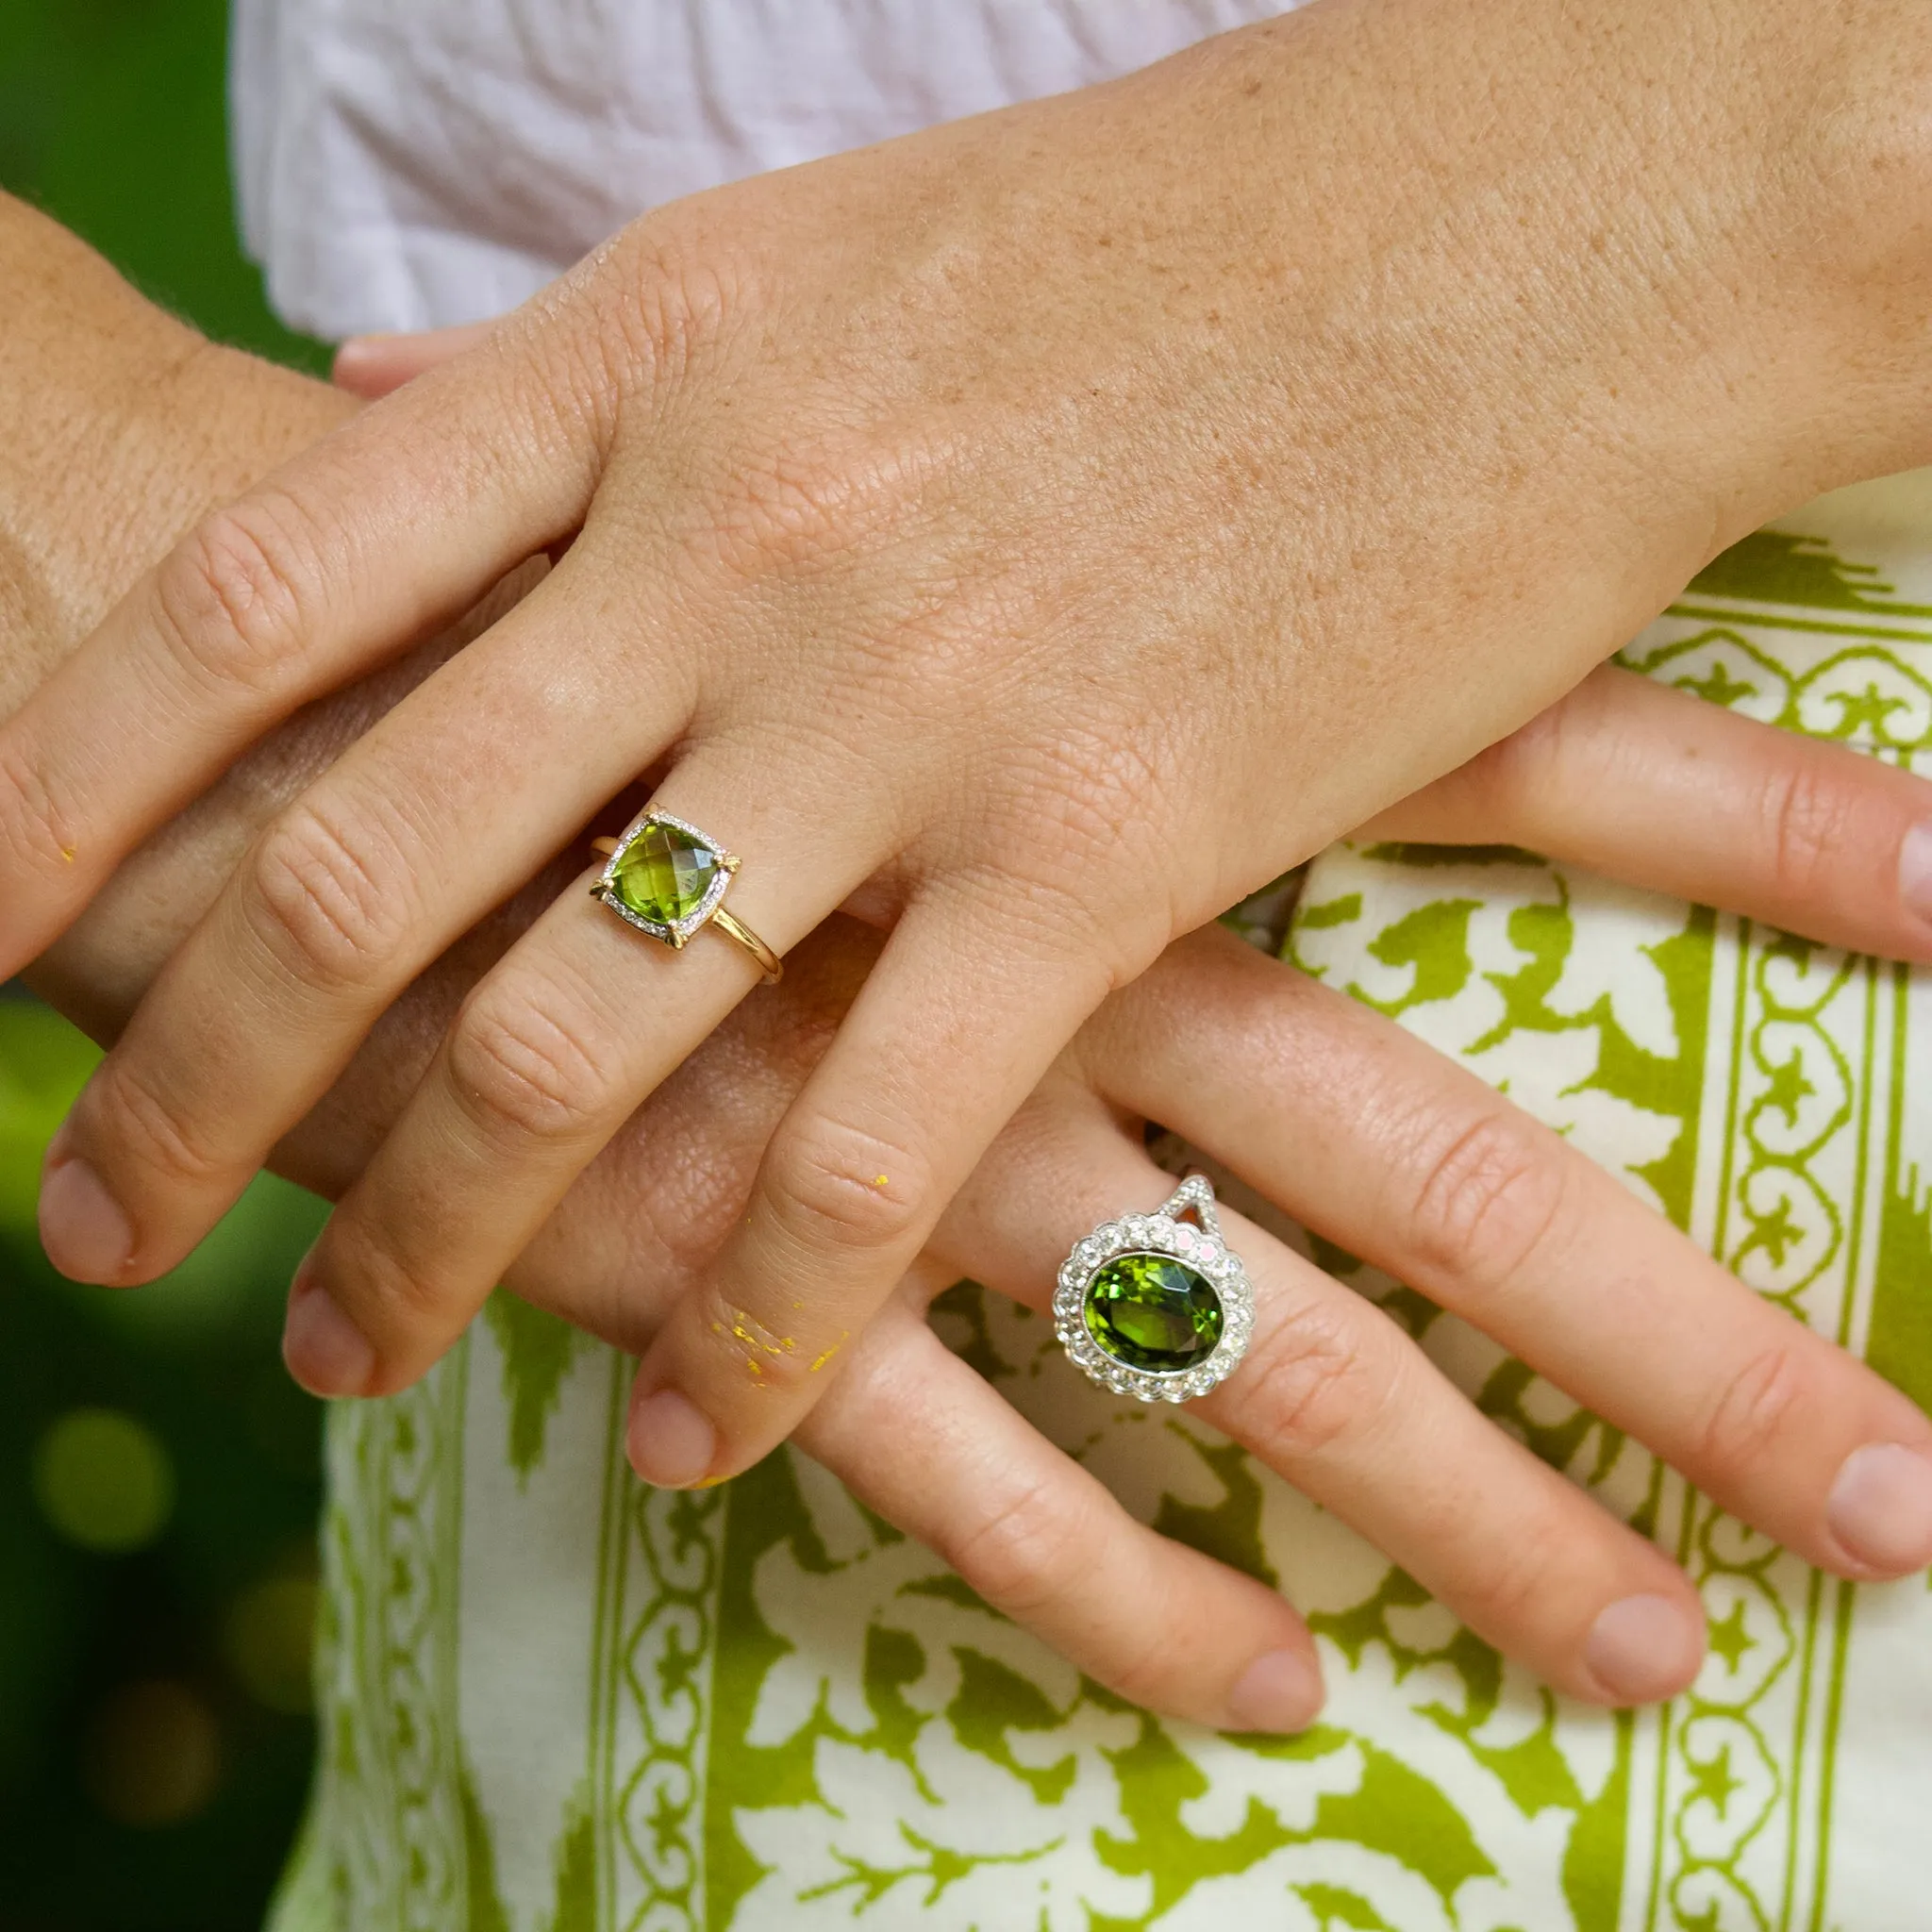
[11,0,1932,1492]
[306,665,1932,1726]
[13,200,1928,1737]
[40,665,1932,1732]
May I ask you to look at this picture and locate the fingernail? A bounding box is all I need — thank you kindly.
[1585,1593,1705,1705]
[627,1389,718,1489]
[330,335,388,371]
[282,1261,375,1398]
[1826,1442,1932,1574]
[1901,821,1932,930]
[1224,1647,1324,1734]
[38,1157,135,1284]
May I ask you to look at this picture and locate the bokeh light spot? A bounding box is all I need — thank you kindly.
[32,1407,175,1552]
[83,1681,222,1827]
[224,1575,318,1714]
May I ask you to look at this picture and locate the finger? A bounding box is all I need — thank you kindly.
[796,1277,1324,1733]
[275,766,892,1398]
[35,558,697,1288]
[334,323,503,399]
[625,893,1112,1489]
[924,1082,1705,1707]
[1086,924,1932,1582]
[1365,664,1932,961]
[0,326,600,980]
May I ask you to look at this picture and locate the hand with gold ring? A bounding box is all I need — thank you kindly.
[587,814,783,982]
[35,666,1932,1729]
[9,0,1932,1502]
[13,193,1932,1736]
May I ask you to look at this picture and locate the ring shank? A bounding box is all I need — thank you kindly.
[711,905,784,984]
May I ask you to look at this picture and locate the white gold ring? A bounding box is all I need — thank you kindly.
[1054,1175,1254,1403]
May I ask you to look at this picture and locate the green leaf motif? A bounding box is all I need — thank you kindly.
[458,1758,512,1932]
[1297,891,1363,932]
[1682,527,1932,616]
[483,1291,582,1483]
[1866,980,1932,1416]
[1292,1879,1403,1931]
[1294,1743,1497,1908]
[798,1822,1063,1911]
[546,1793,597,1931]
[945,1648,1076,1805]
[1353,897,1480,1017]
[1150,1430,1278,1589]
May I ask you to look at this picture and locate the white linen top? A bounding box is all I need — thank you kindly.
[230,0,1297,341]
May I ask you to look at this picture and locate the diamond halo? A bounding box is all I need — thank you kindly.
[1054,1175,1255,1404]
[591,808,738,947]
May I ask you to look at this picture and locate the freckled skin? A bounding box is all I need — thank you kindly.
[12,82,1932,1723]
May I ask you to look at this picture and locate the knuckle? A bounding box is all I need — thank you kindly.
[1762,758,1857,905]
[697,429,932,585]
[324,1219,451,1334]
[447,985,612,1144]
[1695,1341,1813,1485]
[609,224,745,375]
[90,1058,226,1191]
[941,1473,1100,1620]
[0,736,80,882]
[1404,1106,1569,1293]
[154,493,318,693]
[694,1282,822,1398]
[1241,1296,1381,1466]
[247,803,414,991]
[1024,729,1177,877]
[761,1114,928,1256]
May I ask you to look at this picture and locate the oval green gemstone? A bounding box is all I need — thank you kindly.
[609,821,720,927]
[1081,1252,1223,1374]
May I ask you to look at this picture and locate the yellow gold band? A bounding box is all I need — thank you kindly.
[709,905,785,984]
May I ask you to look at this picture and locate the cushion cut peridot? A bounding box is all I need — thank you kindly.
[1081,1252,1223,1374]
[608,820,720,928]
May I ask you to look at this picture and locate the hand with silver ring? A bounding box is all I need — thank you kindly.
[1055,1175,1257,1403]
[12,201,1932,1736]
[24,627,1932,1729]
[9,0,1932,1499]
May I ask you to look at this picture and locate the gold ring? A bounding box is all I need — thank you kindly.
[589,812,783,984]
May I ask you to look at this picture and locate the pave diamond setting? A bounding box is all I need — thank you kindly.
[1054,1174,1254,1403]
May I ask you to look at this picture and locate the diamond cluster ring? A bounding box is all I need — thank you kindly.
[590,810,783,984]
[1055,1175,1254,1403]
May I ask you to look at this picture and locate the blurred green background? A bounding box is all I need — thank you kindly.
[3,2,332,1926]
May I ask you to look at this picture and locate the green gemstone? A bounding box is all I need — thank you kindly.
[1081,1252,1223,1374]
[608,820,721,927]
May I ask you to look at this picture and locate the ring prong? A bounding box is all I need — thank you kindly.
[724,854,741,874]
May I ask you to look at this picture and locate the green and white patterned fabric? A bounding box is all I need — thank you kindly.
[268,475,1932,1932]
